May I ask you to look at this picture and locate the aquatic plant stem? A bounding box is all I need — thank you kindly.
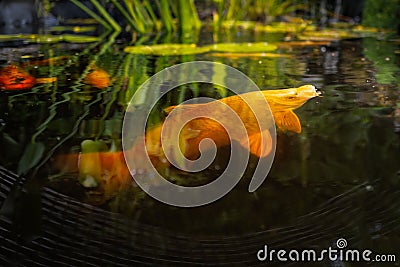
[144,1,161,31]
[89,0,121,31]
[157,0,176,33]
[123,0,146,33]
[213,0,226,30]
[178,0,201,34]
[69,0,111,30]
[226,0,236,20]
[109,0,137,30]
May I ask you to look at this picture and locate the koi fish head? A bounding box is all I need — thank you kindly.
[262,85,320,111]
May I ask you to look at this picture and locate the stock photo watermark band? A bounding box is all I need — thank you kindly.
[122,61,277,207]
[257,238,397,263]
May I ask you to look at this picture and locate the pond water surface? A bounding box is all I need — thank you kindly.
[0,27,399,265]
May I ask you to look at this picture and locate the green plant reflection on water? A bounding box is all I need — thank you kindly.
[0,28,399,252]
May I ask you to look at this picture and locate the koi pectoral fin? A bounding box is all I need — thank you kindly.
[274,110,302,133]
[239,130,273,158]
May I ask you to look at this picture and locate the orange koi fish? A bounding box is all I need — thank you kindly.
[258,84,321,133]
[142,84,320,162]
[0,65,36,90]
[83,66,111,89]
[53,85,319,193]
[0,65,57,91]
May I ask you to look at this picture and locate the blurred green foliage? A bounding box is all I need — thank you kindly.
[362,0,400,30]
[214,0,304,24]
[72,0,200,34]
[363,38,400,85]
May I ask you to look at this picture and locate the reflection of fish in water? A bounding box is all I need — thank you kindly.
[0,65,57,91]
[53,150,132,199]
[143,84,320,162]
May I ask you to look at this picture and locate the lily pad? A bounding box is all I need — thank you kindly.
[221,20,256,30]
[124,42,279,56]
[62,34,100,43]
[0,34,40,42]
[64,18,99,24]
[220,20,314,33]
[278,41,332,47]
[0,34,64,43]
[34,35,64,43]
[255,22,315,33]
[50,26,97,33]
[298,30,360,41]
[124,44,211,55]
[0,34,100,43]
[209,52,292,58]
[209,42,278,53]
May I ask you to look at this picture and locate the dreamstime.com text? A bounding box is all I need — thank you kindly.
[257,238,397,263]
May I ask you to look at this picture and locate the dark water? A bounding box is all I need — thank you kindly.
[0,29,399,265]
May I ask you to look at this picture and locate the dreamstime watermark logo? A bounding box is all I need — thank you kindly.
[122,61,276,207]
[257,238,397,263]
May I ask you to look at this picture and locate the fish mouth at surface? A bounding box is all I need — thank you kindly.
[263,85,321,111]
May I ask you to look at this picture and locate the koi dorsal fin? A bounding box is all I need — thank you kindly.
[274,110,302,133]
[164,103,206,115]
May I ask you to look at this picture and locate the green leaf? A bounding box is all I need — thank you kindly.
[124,42,279,55]
[222,20,256,29]
[61,35,100,43]
[50,26,97,33]
[34,35,64,43]
[17,142,45,175]
[124,44,211,55]
[0,34,100,43]
[209,42,278,53]
[254,22,314,33]
[298,29,361,41]
[0,34,30,41]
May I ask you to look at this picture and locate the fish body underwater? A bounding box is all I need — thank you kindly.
[145,84,319,162]
[83,67,111,89]
[0,65,57,90]
[0,65,36,90]
[53,85,319,191]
